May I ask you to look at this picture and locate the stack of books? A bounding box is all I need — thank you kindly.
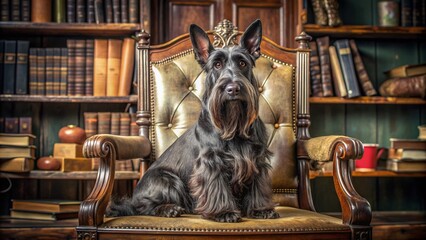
[0,133,36,172]
[10,199,80,221]
[386,138,426,172]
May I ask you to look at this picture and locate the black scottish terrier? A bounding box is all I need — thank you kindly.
[107,19,279,223]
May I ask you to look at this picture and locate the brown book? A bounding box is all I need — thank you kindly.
[110,112,120,135]
[45,48,54,95]
[11,0,20,21]
[87,0,95,23]
[390,138,426,150]
[105,0,113,23]
[388,148,426,160]
[106,39,122,96]
[329,46,347,97]
[19,117,32,134]
[5,117,19,133]
[97,112,111,134]
[84,112,98,137]
[349,40,377,96]
[379,75,426,98]
[386,159,426,172]
[119,112,130,136]
[0,145,36,159]
[60,157,92,172]
[118,38,135,96]
[12,199,81,213]
[36,48,46,95]
[85,40,94,96]
[121,0,128,23]
[53,143,83,158]
[21,0,31,21]
[53,48,62,95]
[67,0,76,23]
[93,39,108,96]
[29,48,38,95]
[128,0,139,23]
[67,39,76,96]
[112,0,120,23]
[0,133,35,146]
[0,157,34,172]
[316,36,334,97]
[130,113,138,136]
[60,48,68,95]
[31,0,52,22]
[76,0,86,23]
[309,41,323,97]
[74,40,86,96]
[385,63,426,78]
[10,209,78,221]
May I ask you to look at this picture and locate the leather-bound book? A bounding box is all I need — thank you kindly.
[130,113,138,136]
[5,117,19,133]
[128,0,138,23]
[105,0,113,23]
[94,0,104,23]
[309,41,323,97]
[379,75,426,98]
[76,0,86,23]
[67,0,76,23]
[21,0,31,21]
[93,39,108,96]
[112,0,120,23]
[97,112,111,134]
[19,117,32,134]
[52,48,61,95]
[413,0,421,26]
[84,112,98,137]
[31,0,52,22]
[106,39,122,96]
[67,39,76,96]
[53,0,66,23]
[3,40,17,94]
[401,0,413,27]
[85,40,94,96]
[334,39,361,98]
[29,48,38,95]
[11,0,20,21]
[87,0,95,23]
[60,48,68,95]
[349,40,377,96]
[74,40,86,96]
[36,48,46,95]
[118,38,135,96]
[0,40,4,93]
[121,0,128,23]
[45,48,54,95]
[119,112,130,136]
[329,46,347,98]
[1,0,9,21]
[15,41,30,95]
[110,112,120,135]
[316,36,334,96]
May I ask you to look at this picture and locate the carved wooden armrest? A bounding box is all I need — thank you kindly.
[78,134,151,228]
[301,136,372,228]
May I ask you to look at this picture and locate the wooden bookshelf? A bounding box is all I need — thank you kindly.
[0,95,138,103]
[0,170,140,180]
[310,170,426,179]
[309,96,426,105]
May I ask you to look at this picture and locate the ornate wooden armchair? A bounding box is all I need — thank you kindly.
[77,20,371,240]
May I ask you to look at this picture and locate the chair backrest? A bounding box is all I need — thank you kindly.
[136,19,312,209]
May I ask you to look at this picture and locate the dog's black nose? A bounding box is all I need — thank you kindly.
[225,83,240,96]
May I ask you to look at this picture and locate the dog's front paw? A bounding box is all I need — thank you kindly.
[214,212,242,223]
[155,204,185,218]
[249,209,280,219]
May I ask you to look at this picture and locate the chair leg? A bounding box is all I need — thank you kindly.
[351,225,372,240]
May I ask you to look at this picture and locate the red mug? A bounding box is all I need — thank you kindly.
[356,144,384,171]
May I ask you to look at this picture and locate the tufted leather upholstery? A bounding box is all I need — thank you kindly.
[151,51,298,207]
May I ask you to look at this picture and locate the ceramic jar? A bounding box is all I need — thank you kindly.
[58,125,87,144]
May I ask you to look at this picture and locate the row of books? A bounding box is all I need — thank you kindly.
[0,133,36,172]
[9,199,80,221]
[309,37,377,98]
[0,117,32,134]
[0,0,139,24]
[0,38,135,96]
[386,138,426,172]
[84,111,138,138]
[401,0,426,27]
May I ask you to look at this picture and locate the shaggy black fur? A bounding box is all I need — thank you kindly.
[106,19,279,223]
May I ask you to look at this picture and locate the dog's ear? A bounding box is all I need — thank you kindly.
[190,24,214,66]
[240,19,262,59]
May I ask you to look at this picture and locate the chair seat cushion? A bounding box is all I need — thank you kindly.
[99,206,350,236]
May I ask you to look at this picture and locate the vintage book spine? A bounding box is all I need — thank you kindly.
[349,40,377,96]
[60,157,92,172]
[118,38,135,96]
[45,48,55,95]
[401,0,413,26]
[128,0,138,23]
[334,39,361,98]
[328,46,347,98]
[86,0,95,23]
[29,48,37,95]
[67,39,76,96]
[110,112,120,135]
[0,145,36,159]
[60,48,68,95]
[67,0,76,23]
[53,143,83,158]
[85,39,94,96]
[36,48,46,95]
[0,40,4,93]
[21,0,31,21]
[94,0,104,23]
[309,41,323,97]
[130,112,138,136]
[1,0,10,21]
[15,41,30,95]
[106,39,122,96]
[84,112,98,137]
[93,39,108,96]
[316,36,334,97]
[10,209,78,220]
[53,0,66,23]
[12,199,81,212]
[97,112,111,134]
[112,0,120,23]
[52,48,61,95]
[105,0,113,23]
[19,117,32,134]
[76,0,86,23]
[11,0,20,21]
[413,0,421,26]
[3,40,17,94]
[5,117,19,133]
[119,112,130,136]
[31,0,52,22]
[121,0,128,23]
[0,158,34,172]
[74,40,86,96]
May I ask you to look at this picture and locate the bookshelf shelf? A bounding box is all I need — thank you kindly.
[0,95,138,103]
[310,170,426,179]
[0,22,141,36]
[303,24,426,39]
[309,96,426,105]
[0,170,140,180]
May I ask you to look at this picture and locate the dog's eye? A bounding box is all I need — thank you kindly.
[239,60,246,68]
[214,61,222,69]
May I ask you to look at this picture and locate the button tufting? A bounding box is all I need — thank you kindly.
[258,87,263,93]
[188,86,193,91]
[168,123,173,128]
[274,123,280,129]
